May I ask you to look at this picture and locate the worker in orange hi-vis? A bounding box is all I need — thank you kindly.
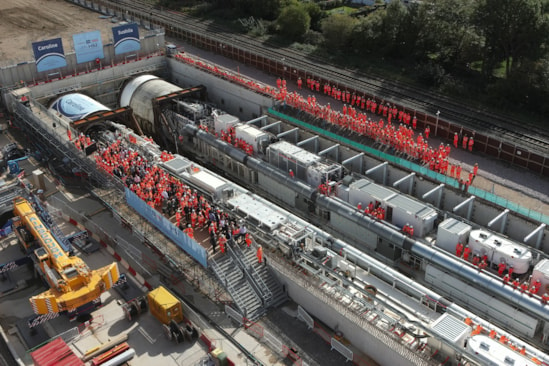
[453,132,459,148]
[468,137,474,151]
[191,210,198,227]
[218,234,227,254]
[257,245,263,264]
[473,163,479,177]
[498,262,506,276]
[183,224,194,239]
[463,245,471,261]
[455,242,463,257]
[462,135,468,149]
[297,77,302,89]
[424,126,430,139]
[245,233,252,248]
[456,164,462,180]
[289,169,294,179]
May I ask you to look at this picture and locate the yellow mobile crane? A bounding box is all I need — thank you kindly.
[13,197,120,314]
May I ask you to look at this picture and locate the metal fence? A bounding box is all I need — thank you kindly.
[297,305,314,330]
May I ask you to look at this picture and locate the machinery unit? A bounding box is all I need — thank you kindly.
[466,335,538,366]
[147,286,184,325]
[468,230,532,274]
[429,314,471,359]
[146,286,197,344]
[234,124,271,154]
[49,93,110,122]
[435,218,472,253]
[176,100,208,120]
[305,160,342,188]
[163,155,234,201]
[347,178,438,237]
[267,140,321,180]
[13,197,119,314]
[213,113,239,133]
[531,259,549,295]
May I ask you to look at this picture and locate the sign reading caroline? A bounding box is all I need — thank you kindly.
[73,30,104,64]
[112,23,140,55]
[32,38,67,72]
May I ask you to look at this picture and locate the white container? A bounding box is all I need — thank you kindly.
[235,124,271,153]
[435,218,472,253]
[468,230,532,274]
[531,259,549,294]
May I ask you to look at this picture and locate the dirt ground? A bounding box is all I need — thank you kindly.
[0,0,119,66]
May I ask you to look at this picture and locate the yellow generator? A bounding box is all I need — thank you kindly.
[146,286,197,344]
[147,286,184,325]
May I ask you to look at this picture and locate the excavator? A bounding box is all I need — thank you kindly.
[12,196,120,314]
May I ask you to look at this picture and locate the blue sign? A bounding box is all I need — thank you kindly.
[73,30,104,64]
[112,23,140,55]
[32,38,67,72]
[125,188,208,268]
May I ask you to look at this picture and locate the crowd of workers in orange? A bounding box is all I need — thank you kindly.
[93,137,258,260]
[454,242,549,304]
[175,53,479,194]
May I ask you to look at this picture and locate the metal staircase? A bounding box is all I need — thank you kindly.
[229,242,287,309]
[210,255,265,321]
[209,239,287,321]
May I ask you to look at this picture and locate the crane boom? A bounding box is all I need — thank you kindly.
[13,197,120,314]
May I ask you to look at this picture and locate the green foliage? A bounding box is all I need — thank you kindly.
[227,0,282,20]
[277,3,311,41]
[302,2,324,31]
[187,0,549,120]
[321,13,358,51]
[475,0,549,78]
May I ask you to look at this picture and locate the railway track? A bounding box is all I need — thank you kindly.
[74,0,549,174]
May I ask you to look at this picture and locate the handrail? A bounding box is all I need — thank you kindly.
[209,256,251,314]
[227,241,273,304]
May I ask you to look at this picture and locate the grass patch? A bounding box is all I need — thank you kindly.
[327,6,358,15]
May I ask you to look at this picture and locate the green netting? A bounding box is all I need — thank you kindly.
[268,108,549,225]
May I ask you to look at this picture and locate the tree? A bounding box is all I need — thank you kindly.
[321,14,358,51]
[475,0,549,78]
[302,2,323,31]
[412,0,480,69]
[277,4,311,41]
[350,12,384,55]
[228,0,282,20]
